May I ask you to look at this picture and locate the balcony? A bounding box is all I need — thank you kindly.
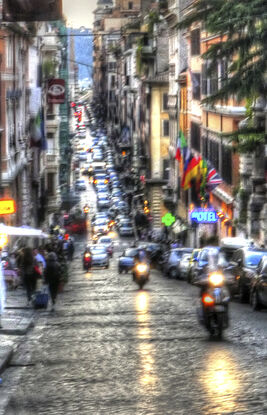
[46,115,60,130]
[46,152,59,168]
[162,184,176,208]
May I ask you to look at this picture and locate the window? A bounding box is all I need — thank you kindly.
[6,36,13,68]
[163,159,169,180]
[191,122,200,151]
[47,173,55,196]
[202,62,219,96]
[210,140,219,171]
[210,66,218,95]
[192,73,201,100]
[108,62,116,71]
[110,75,115,88]
[201,63,208,96]
[221,145,232,184]
[128,1,133,9]
[162,93,168,111]
[191,29,200,56]
[162,120,169,136]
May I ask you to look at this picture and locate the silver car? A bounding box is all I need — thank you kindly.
[90,245,109,268]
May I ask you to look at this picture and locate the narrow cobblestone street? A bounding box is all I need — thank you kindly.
[2,234,267,415]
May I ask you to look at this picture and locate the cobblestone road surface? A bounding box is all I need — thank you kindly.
[2,235,267,415]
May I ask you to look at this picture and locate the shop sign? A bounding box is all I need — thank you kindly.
[162,213,175,227]
[0,199,16,215]
[189,208,218,224]
[47,79,65,104]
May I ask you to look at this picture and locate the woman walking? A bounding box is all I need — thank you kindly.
[44,252,61,311]
[21,247,37,306]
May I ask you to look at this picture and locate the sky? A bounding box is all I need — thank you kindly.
[62,0,97,29]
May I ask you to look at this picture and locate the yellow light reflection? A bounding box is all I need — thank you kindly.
[199,349,246,414]
[84,271,92,280]
[135,291,158,389]
[138,342,156,386]
[108,231,117,239]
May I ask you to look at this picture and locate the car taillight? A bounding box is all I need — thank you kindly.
[104,179,108,184]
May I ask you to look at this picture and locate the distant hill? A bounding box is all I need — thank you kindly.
[68,28,93,84]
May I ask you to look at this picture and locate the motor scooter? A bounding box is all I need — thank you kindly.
[83,252,92,271]
[132,262,150,289]
[196,271,230,338]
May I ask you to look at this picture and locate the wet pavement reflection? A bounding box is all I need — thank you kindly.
[136,292,158,390]
[3,233,267,414]
[198,347,246,414]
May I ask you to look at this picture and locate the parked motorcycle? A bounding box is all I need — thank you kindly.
[133,262,150,289]
[83,252,92,271]
[197,271,230,338]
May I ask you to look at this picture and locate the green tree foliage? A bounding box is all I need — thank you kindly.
[178,0,267,104]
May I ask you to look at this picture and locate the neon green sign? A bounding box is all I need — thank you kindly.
[162,213,175,227]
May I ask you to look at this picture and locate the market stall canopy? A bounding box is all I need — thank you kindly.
[0,224,48,238]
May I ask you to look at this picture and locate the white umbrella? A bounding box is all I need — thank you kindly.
[0,224,48,238]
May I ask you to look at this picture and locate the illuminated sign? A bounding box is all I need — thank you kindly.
[162,213,175,227]
[47,79,65,104]
[0,199,16,215]
[190,208,218,224]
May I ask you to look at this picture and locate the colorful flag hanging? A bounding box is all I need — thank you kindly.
[175,130,187,162]
[182,154,202,190]
[206,161,223,190]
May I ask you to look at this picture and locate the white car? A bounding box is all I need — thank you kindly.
[75,179,86,191]
[90,245,109,268]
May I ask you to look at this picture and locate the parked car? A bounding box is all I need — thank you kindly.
[98,236,114,257]
[90,245,109,268]
[225,247,267,302]
[191,246,221,283]
[186,249,201,283]
[118,247,139,273]
[75,179,86,191]
[178,253,192,280]
[250,255,267,310]
[162,248,193,278]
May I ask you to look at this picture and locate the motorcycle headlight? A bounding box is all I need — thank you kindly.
[136,263,148,273]
[209,272,224,286]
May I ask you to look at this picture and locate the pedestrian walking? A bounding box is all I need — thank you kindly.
[21,247,38,306]
[67,237,75,261]
[44,252,61,312]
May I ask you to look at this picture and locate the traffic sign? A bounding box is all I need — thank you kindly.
[162,212,175,227]
[0,199,16,215]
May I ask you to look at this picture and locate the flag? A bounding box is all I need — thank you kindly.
[206,161,222,190]
[182,155,202,190]
[199,158,208,197]
[175,130,187,162]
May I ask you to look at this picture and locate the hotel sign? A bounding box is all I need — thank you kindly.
[189,208,218,224]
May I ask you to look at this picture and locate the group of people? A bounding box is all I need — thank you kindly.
[19,246,61,311]
[1,233,75,312]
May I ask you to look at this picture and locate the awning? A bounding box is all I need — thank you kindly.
[212,187,234,205]
[0,224,48,238]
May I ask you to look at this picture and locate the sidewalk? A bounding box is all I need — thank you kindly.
[0,287,35,374]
